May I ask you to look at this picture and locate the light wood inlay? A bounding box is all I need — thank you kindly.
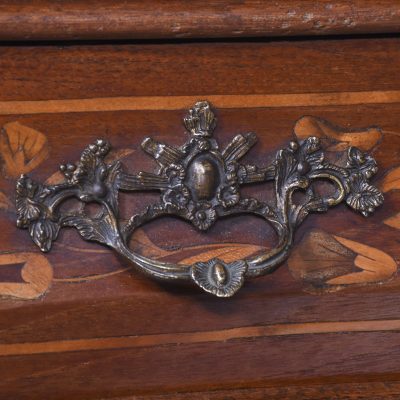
[0,90,400,115]
[2,319,400,357]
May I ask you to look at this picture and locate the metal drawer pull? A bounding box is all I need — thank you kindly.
[16,101,383,297]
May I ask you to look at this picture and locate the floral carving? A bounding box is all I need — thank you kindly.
[15,176,59,252]
[190,202,217,231]
[16,176,42,228]
[15,101,384,297]
[59,139,120,211]
[28,218,60,253]
[118,102,264,233]
[344,147,383,216]
[15,139,121,252]
[217,184,240,208]
[162,186,190,208]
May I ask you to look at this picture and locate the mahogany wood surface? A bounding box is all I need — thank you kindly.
[0,37,399,399]
[0,1,399,41]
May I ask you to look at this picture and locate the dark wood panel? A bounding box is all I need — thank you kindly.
[111,382,400,400]
[0,38,398,101]
[1,332,400,399]
[0,104,399,345]
[0,38,399,399]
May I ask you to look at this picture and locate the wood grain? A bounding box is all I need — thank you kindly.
[1,319,400,357]
[0,121,49,177]
[0,105,399,336]
[0,37,399,399]
[109,382,400,400]
[2,332,400,399]
[288,230,397,293]
[0,252,53,300]
[0,39,400,101]
[0,90,400,115]
[381,166,400,192]
[0,1,399,41]
[294,115,383,151]
[384,213,400,229]
[329,236,397,285]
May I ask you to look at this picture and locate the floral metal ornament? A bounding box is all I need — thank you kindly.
[15,101,384,297]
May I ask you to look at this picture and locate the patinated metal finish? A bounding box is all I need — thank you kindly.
[15,101,384,297]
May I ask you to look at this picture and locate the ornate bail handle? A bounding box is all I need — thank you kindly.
[16,101,383,297]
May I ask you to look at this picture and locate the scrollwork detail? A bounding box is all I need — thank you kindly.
[15,101,383,297]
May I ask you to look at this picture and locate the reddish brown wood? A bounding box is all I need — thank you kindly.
[111,382,400,400]
[0,38,399,399]
[0,38,399,101]
[0,0,399,41]
[2,332,400,399]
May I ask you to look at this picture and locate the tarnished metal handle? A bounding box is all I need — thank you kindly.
[15,101,383,297]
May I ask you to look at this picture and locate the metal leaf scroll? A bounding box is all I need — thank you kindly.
[15,101,384,297]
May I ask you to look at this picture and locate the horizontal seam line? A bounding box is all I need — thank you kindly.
[2,319,400,357]
[0,90,399,115]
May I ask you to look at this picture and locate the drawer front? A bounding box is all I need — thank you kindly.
[0,38,399,399]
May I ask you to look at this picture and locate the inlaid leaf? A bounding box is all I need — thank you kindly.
[131,229,265,265]
[384,213,400,230]
[44,171,65,185]
[0,191,12,211]
[104,148,134,164]
[380,166,400,192]
[130,228,170,258]
[0,122,49,178]
[294,116,382,151]
[0,252,53,300]
[53,232,262,284]
[327,236,397,285]
[289,230,397,293]
[178,244,264,265]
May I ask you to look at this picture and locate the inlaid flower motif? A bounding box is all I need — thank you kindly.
[0,121,49,179]
[13,101,386,298]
